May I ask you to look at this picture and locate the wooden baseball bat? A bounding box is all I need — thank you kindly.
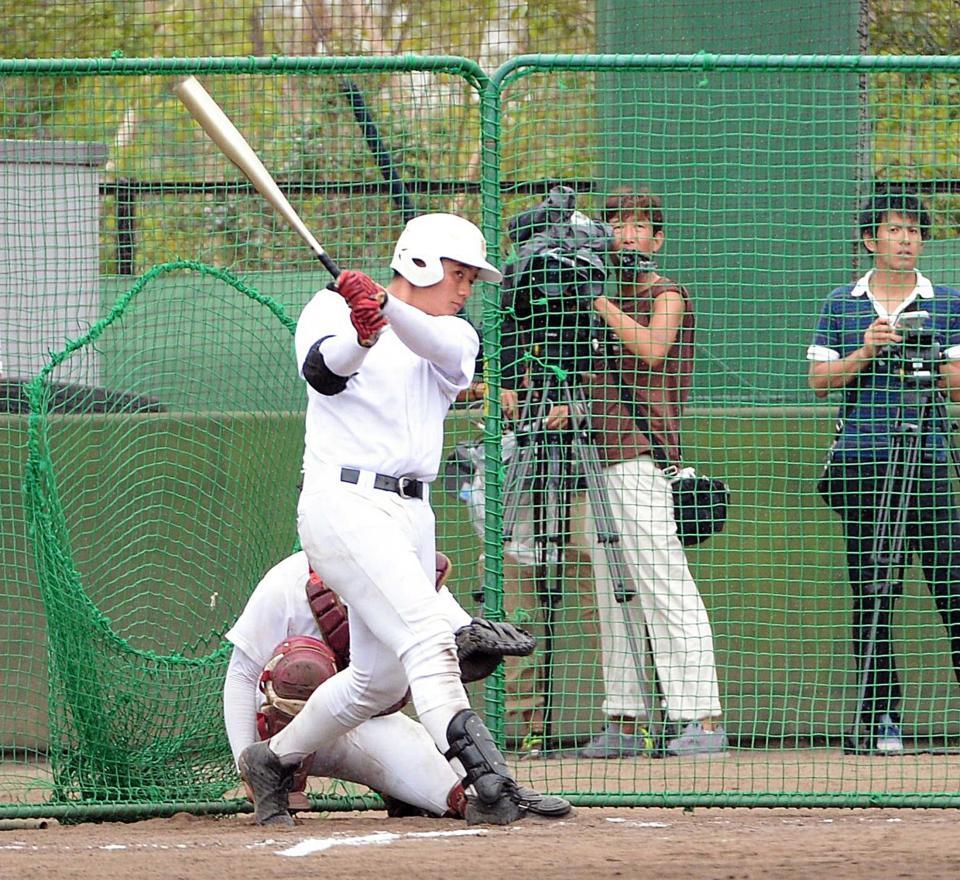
[173,76,341,278]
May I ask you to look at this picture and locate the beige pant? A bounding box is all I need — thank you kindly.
[583,456,723,723]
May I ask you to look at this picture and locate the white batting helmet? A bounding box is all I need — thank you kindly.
[391,213,503,287]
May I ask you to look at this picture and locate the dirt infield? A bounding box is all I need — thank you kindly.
[4,749,960,879]
[3,806,960,880]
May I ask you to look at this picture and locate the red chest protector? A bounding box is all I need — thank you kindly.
[305,570,350,668]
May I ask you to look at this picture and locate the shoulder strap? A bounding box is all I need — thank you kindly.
[615,371,677,475]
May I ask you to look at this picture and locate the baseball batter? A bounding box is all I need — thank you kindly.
[238,214,571,827]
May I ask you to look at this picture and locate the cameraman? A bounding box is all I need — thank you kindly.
[502,189,727,758]
[808,189,960,754]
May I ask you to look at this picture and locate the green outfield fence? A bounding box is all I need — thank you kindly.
[2,52,960,820]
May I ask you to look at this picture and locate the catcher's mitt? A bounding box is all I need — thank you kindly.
[455,618,536,683]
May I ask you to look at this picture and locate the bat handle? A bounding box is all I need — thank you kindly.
[317,252,341,278]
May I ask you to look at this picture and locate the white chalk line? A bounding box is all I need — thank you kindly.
[276,828,489,857]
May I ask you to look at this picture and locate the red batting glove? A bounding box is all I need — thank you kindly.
[336,270,387,347]
[350,299,387,348]
[336,270,386,308]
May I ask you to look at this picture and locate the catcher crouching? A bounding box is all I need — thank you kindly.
[224,551,570,824]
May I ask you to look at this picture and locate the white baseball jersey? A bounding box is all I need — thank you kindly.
[294,288,478,486]
[276,283,478,763]
[225,550,472,700]
[225,551,318,669]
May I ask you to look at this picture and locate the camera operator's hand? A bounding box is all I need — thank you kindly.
[501,388,520,422]
[544,403,569,430]
[862,317,902,358]
[811,316,907,397]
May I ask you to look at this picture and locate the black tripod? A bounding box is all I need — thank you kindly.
[500,366,660,748]
[846,337,960,752]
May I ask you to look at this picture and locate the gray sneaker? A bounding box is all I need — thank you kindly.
[579,722,655,758]
[666,721,729,756]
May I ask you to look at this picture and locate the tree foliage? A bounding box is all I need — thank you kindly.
[0,1,958,265]
[868,0,960,56]
[868,0,960,237]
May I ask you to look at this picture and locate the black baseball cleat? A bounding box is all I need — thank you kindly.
[515,786,574,818]
[465,780,573,825]
[445,708,573,826]
[238,741,298,828]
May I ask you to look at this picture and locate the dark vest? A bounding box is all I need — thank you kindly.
[589,277,695,466]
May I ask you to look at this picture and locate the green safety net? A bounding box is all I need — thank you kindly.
[2,0,960,821]
[21,261,303,809]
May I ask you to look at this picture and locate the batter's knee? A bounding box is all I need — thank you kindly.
[400,624,459,673]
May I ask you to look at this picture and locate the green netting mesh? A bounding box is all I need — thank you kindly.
[22,261,302,805]
[483,53,960,809]
[2,0,960,823]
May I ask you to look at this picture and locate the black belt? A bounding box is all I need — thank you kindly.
[340,467,424,499]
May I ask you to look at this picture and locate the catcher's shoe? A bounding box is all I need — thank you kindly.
[238,741,297,828]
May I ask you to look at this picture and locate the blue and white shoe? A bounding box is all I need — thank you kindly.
[874,713,904,754]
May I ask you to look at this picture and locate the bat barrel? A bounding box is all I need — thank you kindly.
[174,76,342,281]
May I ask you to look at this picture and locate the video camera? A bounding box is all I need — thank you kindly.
[894,310,942,387]
[501,185,612,374]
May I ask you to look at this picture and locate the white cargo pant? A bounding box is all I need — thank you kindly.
[583,455,722,723]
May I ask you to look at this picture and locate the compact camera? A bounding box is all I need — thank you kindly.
[895,310,941,386]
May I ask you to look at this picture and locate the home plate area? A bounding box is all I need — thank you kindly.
[3,807,960,879]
